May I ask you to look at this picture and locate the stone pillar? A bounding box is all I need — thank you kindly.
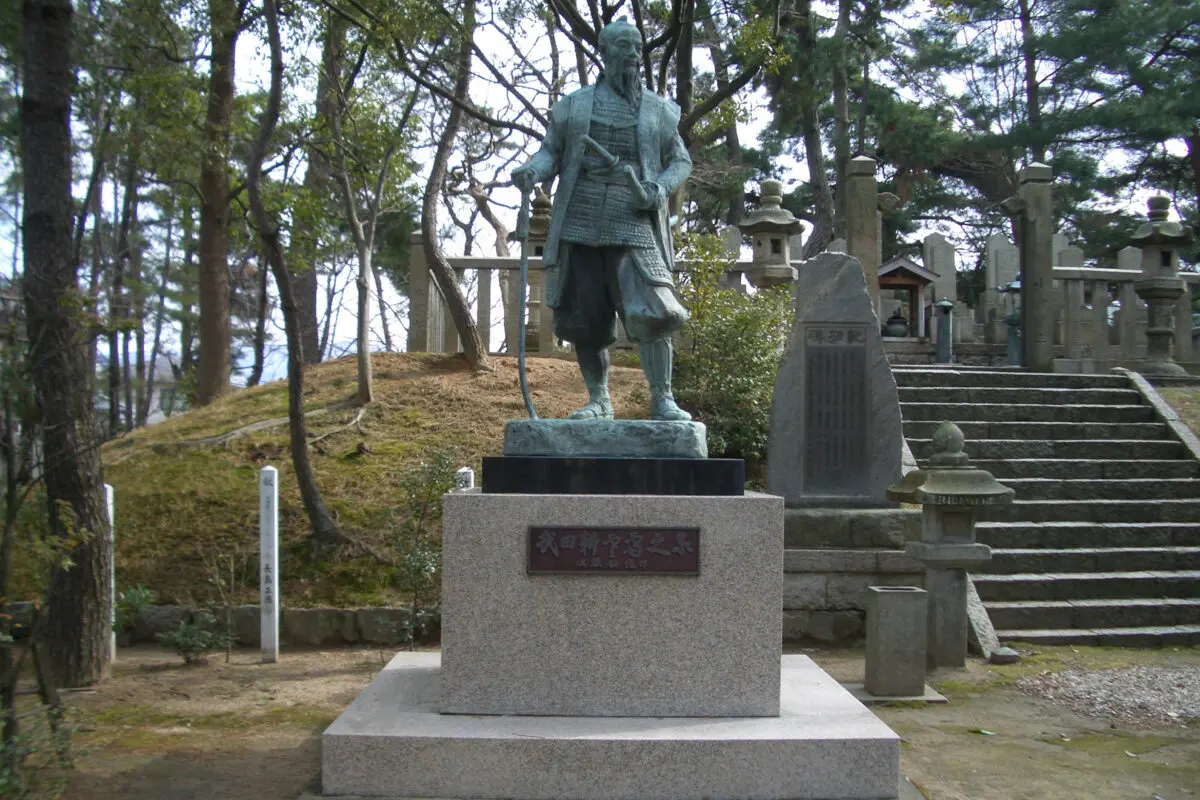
[845,156,881,312]
[1176,289,1193,365]
[935,299,954,363]
[864,586,928,697]
[1017,164,1055,372]
[1116,245,1146,360]
[407,232,431,352]
[1063,278,1087,360]
[527,190,556,354]
[1090,281,1111,364]
[923,233,957,343]
[440,270,462,354]
[259,466,280,664]
[984,233,1019,344]
[889,423,1013,669]
[106,483,116,662]
[477,269,492,354]
[1055,244,1084,348]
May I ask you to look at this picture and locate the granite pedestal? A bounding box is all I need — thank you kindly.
[440,491,782,717]
[322,653,901,800]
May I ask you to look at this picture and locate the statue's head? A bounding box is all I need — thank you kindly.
[598,19,642,103]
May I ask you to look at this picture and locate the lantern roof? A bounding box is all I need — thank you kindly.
[738,180,803,235]
[1131,197,1194,248]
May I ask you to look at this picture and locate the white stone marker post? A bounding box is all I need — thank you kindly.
[259,466,280,663]
[106,483,116,662]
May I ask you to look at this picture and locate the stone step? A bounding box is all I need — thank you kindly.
[978,498,1200,523]
[973,570,1200,602]
[898,386,1142,405]
[977,521,1200,548]
[987,546,1200,574]
[900,403,1155,423]
[972,459,1200,480]
[986,598,1200,631]
[910,438,1185,461]
[891,369,1130,389]
[994,625,1200,647]
[904,421,1167,441]
[998,478,1200,501]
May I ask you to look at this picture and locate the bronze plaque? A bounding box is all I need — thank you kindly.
[527,526,700,574]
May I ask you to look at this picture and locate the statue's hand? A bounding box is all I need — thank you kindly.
[511,166,538,194]
[637,180,667,211]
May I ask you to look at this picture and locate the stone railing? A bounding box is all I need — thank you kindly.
[408,233,757,355]
[1051,267,1199,372]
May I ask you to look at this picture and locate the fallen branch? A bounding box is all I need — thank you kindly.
[153,399,358,452]
[309,405,368,447]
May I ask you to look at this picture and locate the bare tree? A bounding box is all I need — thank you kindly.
[248,0,341,549]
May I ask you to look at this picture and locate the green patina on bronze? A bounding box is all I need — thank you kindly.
[512,19,693,424]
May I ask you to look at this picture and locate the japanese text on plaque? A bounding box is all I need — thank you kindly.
[527,527,700,574]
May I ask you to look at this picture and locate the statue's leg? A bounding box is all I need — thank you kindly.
[639,337,690,421]
[616,249,691,422]
[555,245,617,420]
[570,345,613,420]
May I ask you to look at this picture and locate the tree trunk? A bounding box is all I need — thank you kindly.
[195,0,239,405]
[1016,0,1044,164]
[141,219,171,425]
[795,0,835,257]
[291,12,346,365]
[1187,126,1200,221]
[421,0,490,372]
[247,258,269,387]
[20,0,112,688]
[831,0,852,239]
[249,0,341,550]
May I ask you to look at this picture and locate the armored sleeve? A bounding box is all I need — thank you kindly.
[655,101,691,194]
[525,96,571,184]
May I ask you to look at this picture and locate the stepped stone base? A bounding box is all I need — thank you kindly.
[321,653,901,800]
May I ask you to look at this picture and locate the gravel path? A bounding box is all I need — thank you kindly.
[1018,666,1200,726]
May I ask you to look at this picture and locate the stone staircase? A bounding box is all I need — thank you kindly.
[894,367,1200,647]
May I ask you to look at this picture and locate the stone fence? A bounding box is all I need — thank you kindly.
[1050,266,1200,373]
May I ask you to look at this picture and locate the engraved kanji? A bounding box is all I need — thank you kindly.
[624,533,643,558]
[579,532,599,557]
[671,532,694,556]
[603,532,623,559]
[535,530,559,557]
[647,532,671,556]
[560,533,577,550]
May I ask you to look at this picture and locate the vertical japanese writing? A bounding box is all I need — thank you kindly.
[528,528,700,574]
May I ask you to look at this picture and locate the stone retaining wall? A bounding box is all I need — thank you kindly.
[5,603,415,648]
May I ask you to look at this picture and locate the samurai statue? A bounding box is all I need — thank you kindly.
[511,18,693,422]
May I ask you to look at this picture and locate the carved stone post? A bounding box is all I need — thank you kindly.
[407,231,431,352]
[888,423,1013,669]
[527,190,557,354]
[845,156,881,313]
[1008,163,1055,372]
[1133,197,1195,377]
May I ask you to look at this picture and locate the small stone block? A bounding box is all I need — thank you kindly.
[989,646,1021,665]
[504,419,708,458]
[322,653,901,800]
[482,455,745,496]
[864,586,928,698]
[844,682,948,705]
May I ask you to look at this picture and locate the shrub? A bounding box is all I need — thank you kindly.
[156,612,235,665]
[673,233,793,480]
[113,584,154,636]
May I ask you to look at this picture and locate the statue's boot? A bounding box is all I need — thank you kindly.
[568,345,614,420]
[641,338,691,421]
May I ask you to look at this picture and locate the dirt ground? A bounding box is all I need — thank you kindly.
[55,643,1200,800]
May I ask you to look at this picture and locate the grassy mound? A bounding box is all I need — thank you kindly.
[15,353,649,608]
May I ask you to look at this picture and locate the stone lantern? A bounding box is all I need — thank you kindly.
[887,422,1013,669]
[1133,196,1195,377]
[738,179,802,288]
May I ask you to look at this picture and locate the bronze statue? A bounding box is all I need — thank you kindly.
[511,19,692,422]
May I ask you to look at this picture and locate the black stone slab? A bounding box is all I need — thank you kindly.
[482,456,745,496]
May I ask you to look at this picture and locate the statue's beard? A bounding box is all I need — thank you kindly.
[605,64,642,106]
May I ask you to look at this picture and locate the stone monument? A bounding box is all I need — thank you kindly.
[767,252,903,507]
[320,19,901,800]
